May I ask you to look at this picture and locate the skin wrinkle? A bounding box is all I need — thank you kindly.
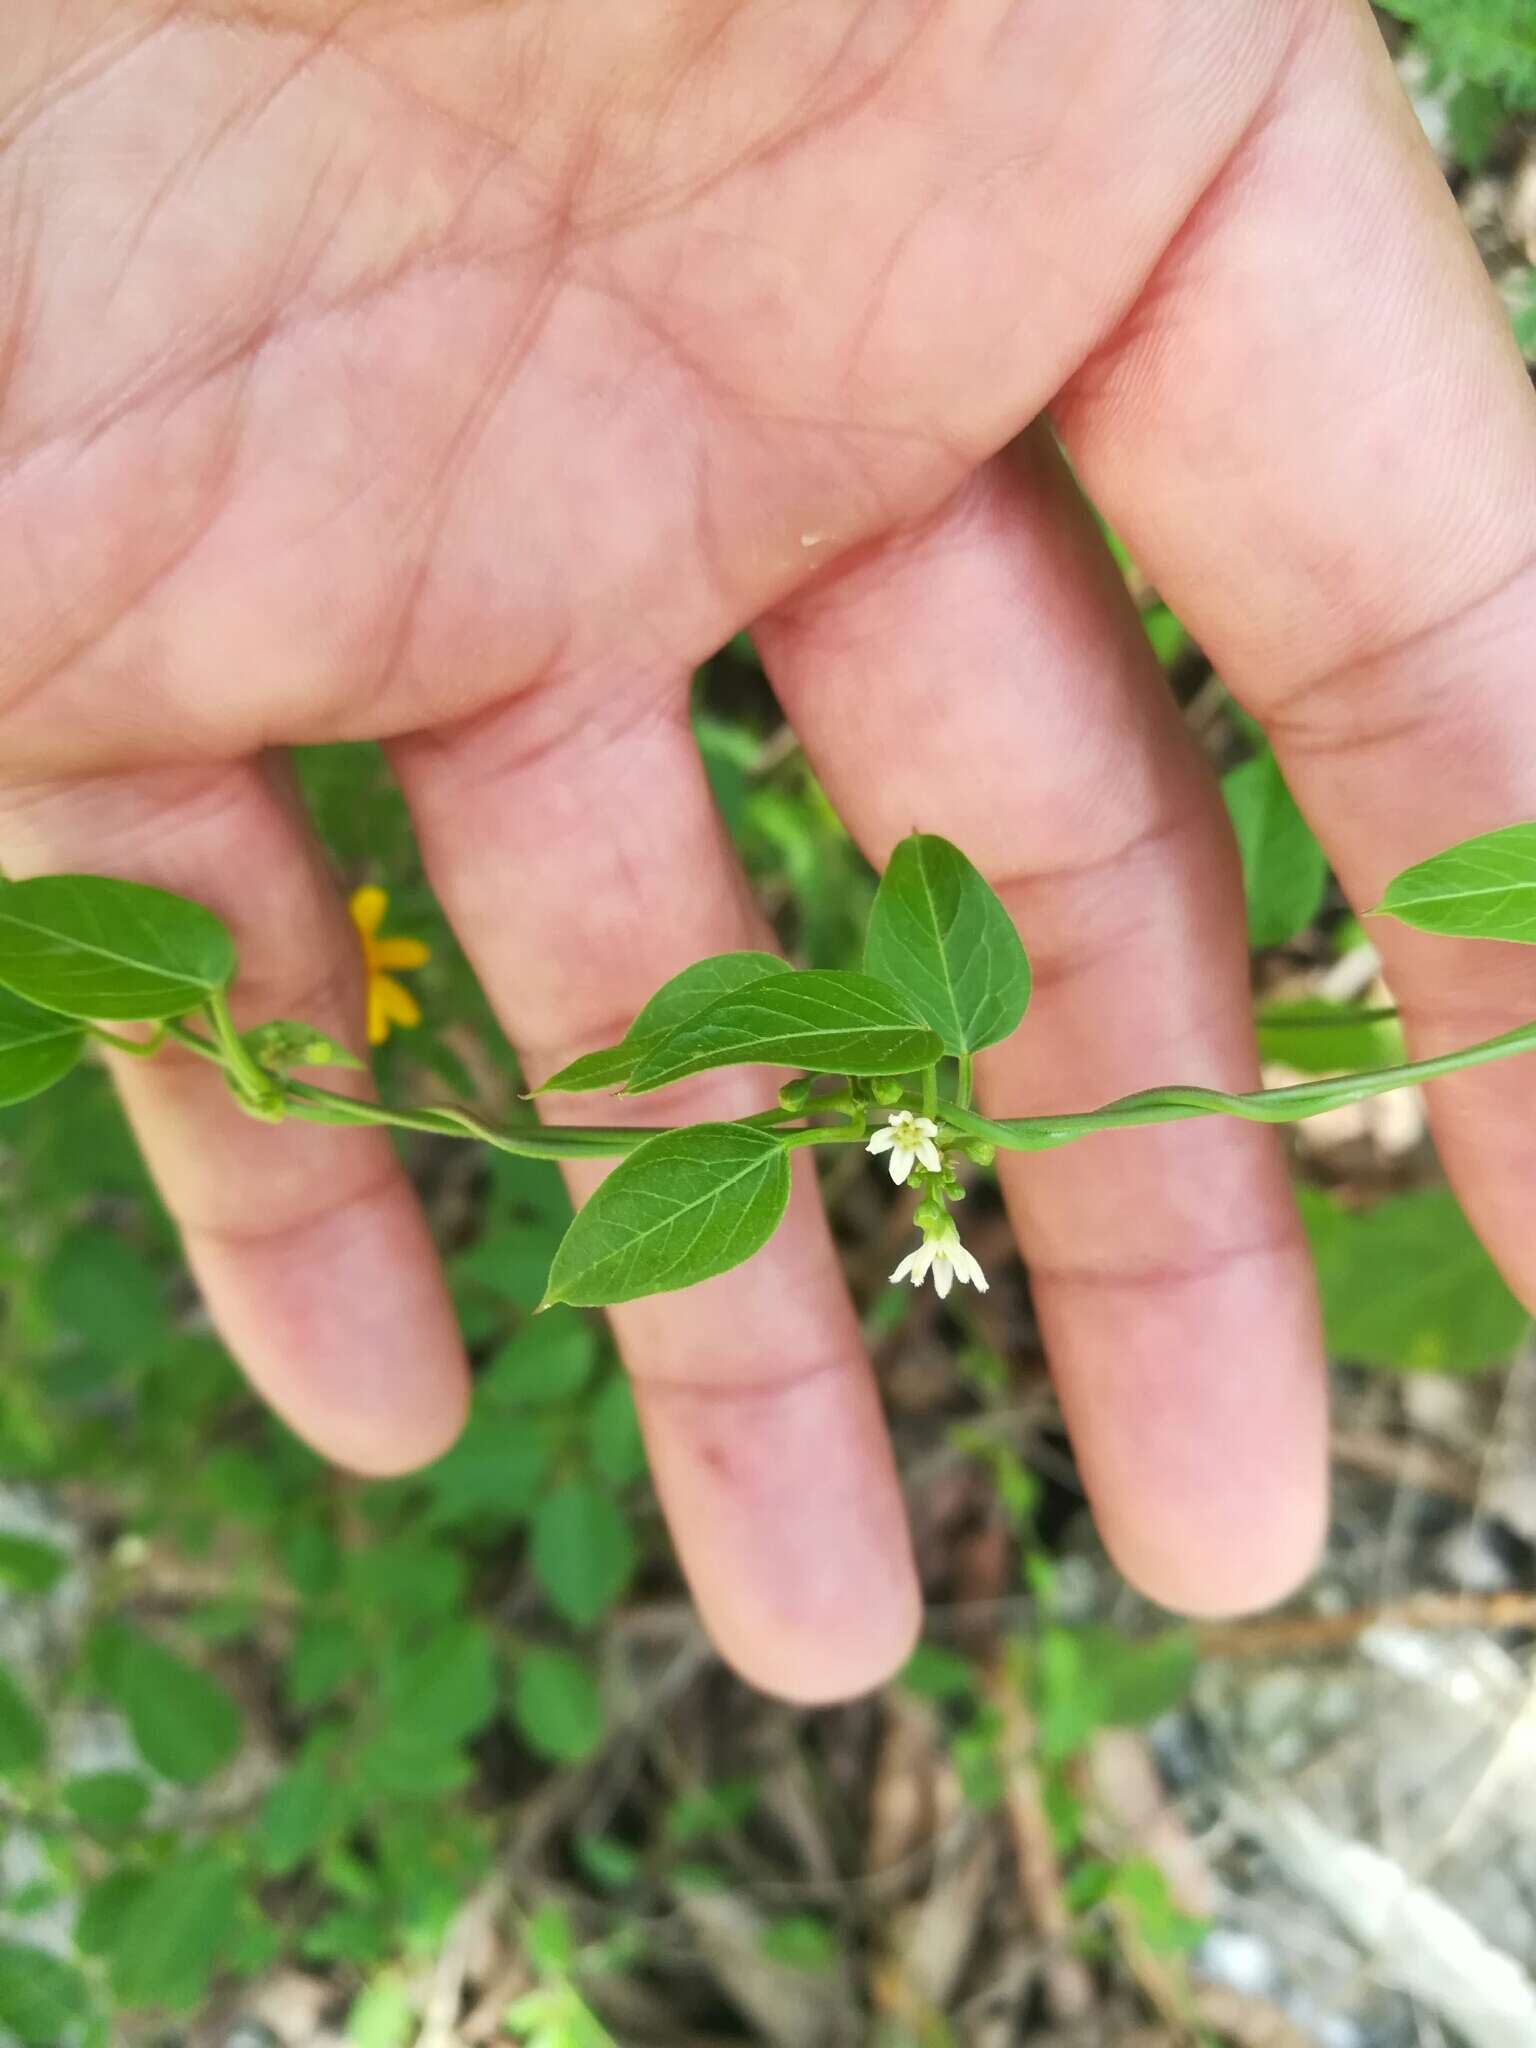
[1,3,1286,770]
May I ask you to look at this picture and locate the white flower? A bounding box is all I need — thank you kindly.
[890,1217,988,1300]
[866,1111,943,1185]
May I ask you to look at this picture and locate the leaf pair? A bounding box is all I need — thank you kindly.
[0,874,237,1107]
[540,835,1031,1105]
[542,837,1033,1306]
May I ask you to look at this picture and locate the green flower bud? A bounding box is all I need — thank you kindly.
[913,1197,948,1232]
[965,1139,996,1167]
[777,1078,814,1113]
[870,1077,904,1105]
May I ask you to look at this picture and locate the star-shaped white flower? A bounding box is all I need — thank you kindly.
[866,1111,943,1185]
[890,1216,988,1299]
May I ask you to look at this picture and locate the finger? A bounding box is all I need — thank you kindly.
[392,686,919,1702]
[0,757,468,1473]
[756,434,1326,1615]
[1054,1,1536,1306]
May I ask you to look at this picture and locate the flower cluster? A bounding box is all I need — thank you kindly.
[866,1110,987,1297]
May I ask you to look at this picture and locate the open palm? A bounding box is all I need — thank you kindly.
[4,0,1534,1698]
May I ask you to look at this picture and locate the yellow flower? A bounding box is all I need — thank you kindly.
[349,885,431,1045]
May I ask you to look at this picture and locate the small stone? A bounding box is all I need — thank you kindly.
[1195,1925,1277,1998]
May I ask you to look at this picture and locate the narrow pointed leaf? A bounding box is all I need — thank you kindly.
[627,971,940,1094]
[942,1015,1536,1151]
[1255,998,1404,1074]
[0,875,235,1019]
[1376,822,1536,942]
[0,985,86,1105]
[536,952,783,1093]
[544,1123,791,1306]
[864,833,1031,1053]
[0,1665,46,1775]
[1222,750,1328,947]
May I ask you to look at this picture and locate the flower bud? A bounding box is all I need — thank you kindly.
[870,1077,904,1105]
[777,1078,814,1113]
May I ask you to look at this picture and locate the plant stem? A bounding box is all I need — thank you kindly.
[940,1014,1536,1153]
[205,987,280,1108]
[781,1123,876,1153]
[956,1051,973,1111]
[921,1064,938,1120]
[162,1020,228,1065]
[88,1023,165,1059]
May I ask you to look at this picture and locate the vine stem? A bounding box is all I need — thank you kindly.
[166,1010,1536,1165]
[87,1023,165,1059]
[205,987,280,1109]
[956,1051,974,1111]
[936,1014,1536,1153]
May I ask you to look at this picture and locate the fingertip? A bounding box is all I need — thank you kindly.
[634,1357,922,1707]
[186,1175,472,1478]
[721,1541,924,1707]
[1103,1458,1328,1621]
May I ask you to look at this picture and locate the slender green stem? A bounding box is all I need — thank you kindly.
[940,1015,1536,1154]
[88,1023,165,1059]
[956,1051,974,1112]
[921,1064,938,1121]
[781,1124,875,1153]
[282,1082,668,1160]
[162,1020,228,1066]
[205,987,280,1108]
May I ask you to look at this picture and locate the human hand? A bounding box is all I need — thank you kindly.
[3,0,1532,1701]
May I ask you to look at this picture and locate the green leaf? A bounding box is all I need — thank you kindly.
[666,1777,759,1844]
[0,1532,69,1595]
[108,1848,241,2009]
[588,1375,647,1485]
[1035,1626,1195,1763]
[1300,1187,1528,1371]
[259,1752,348,1875]
[0,874,235,1020]
[1222,749,1328,947]
[531,1483,636,1627]
[97,1624,243,1785]
[42,1228,166,1357]
[527,1900,576,1977]
[347,1975,416,2048]
[1376,822,1536,943]
[1112,1857,1209,1955]
[77,1871,150,1957]
[898,1642,977,1703]
[62,1770,150,1835]
[543,1123,791,1308]
[1255,998,1404,1074]
[376,1622,498,1757]
[285,1614,368,1710]
[484,1313,597,1406]
[512,1647,603,1763]
[537,953,784,1092]
[0,1943,92,2046]
[626,970,941,1093]
[248,1019,364,1073]
[421,1408,552,1529]
[864,833,1031,1054]
[0,1664,46,1776]
[759,1914,838,1974]
[0,986,86,1106]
